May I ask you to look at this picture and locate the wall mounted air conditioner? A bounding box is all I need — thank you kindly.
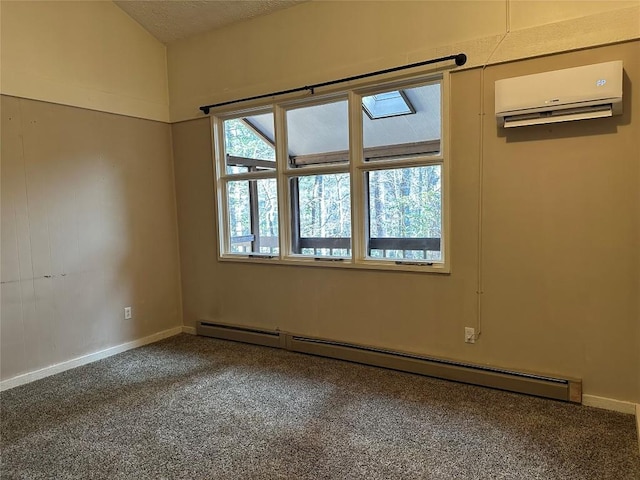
[495,60,623,128]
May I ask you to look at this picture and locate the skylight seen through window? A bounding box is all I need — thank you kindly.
[362,90,415,120]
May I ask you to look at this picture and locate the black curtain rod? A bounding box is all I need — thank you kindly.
[199,52,467,114]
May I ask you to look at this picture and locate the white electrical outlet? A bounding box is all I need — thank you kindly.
[124,307,132,320]
[464,327,476,344]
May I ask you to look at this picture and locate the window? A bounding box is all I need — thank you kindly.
[287,100,349,168]
[224,115,275,174]
[292,173,351,257]
[227,179,279,255]
[213,74,448,272]
[362,83,443,263]
[367,166,441,262]
[362,90,415,119]
[285,99,352,258]
[219,111,278,256]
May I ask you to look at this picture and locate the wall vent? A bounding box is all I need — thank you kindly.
[197,321,581,403]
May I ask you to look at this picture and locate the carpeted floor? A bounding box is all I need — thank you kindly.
[1,334,638,480]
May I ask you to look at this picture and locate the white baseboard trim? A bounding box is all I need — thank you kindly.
[582,394,637,415]
[182,326,197,335]
[0,325,184,392]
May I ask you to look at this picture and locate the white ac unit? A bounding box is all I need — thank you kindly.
[495,60,623,128]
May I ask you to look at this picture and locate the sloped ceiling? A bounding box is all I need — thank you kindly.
[114,0,305,44]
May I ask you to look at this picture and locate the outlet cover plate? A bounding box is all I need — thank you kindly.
[465,327,475,344]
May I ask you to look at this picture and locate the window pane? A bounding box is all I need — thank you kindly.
[227,179,279,254]
[362,90,414,119]
[363,83,441,160]
[286,100,349,167]
[292,173,351,256]
[224,114,275,175]
[368,166,442,262]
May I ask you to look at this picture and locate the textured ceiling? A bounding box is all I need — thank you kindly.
[115,0,305,44]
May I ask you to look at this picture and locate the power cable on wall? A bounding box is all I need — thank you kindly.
[475,0,511,340]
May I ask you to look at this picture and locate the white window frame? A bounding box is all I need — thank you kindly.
[212,72,450,274]
[212,106,278,257]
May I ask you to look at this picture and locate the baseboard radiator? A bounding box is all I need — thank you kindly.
[197,321,582,403]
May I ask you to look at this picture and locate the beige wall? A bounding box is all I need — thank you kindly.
[1,96,182,381]
[172,41,639,403]
[0,1,169,122]
[509,0,639,30]
[0,2,181,383]
[477,43,639,403]
[167,0,639,122]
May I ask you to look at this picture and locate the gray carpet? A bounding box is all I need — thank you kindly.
[1,334,638,480]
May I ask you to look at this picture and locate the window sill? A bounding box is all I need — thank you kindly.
[217,254,450,274]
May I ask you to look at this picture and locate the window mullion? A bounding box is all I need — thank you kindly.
[357,155,444,172]
[283,162,351,179]
[247,169,260,252]
[274,104,291,258]
[213,116,231,256]
[220,170,277,182]
[348,91,365,263]
[441,72,451,270]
